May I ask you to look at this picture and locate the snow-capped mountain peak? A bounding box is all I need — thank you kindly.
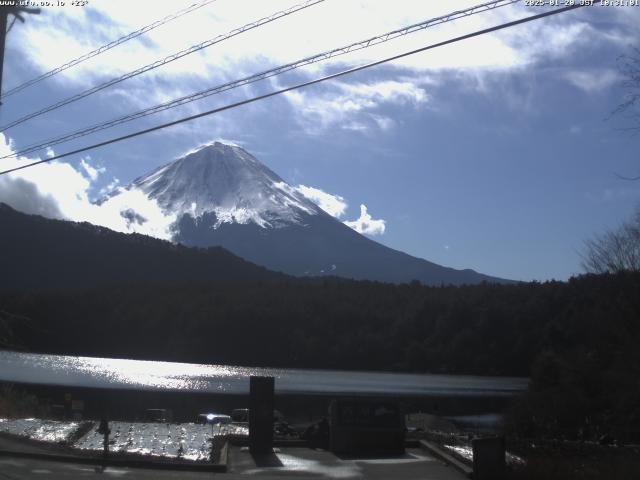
[129,142,321,228]
[101,141,509,285]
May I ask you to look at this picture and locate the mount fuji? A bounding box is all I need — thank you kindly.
[112,142,509,285]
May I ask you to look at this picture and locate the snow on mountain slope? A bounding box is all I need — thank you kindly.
[106,141,511,285]
[130,142,322,229]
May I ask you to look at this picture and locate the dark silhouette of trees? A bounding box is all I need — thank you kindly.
[2,266,639,440]
[582,207,640,273]
[2,203,640,440]
[614,46,640,138]
[1,271,638,377]
[612,46,640,185]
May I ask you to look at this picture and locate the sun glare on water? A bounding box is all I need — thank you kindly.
[55,355,274,392]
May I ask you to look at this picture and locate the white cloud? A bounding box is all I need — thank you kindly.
[9,1,637,107]
[342,122,369,132]
[295,185,387,236]
[99,177,121,196]
[370,114,395,131]
[0,175,64,219]
[295,185,347,218]
[563,68,621,94]
[284,80,428,133]
[0,134,176,240]
[1,129,386,239]
[80,157,106,181]
[13,1,522,87]
[344,204,386,236]
[213,137,245,147]
[5,0,635,144]
[337,81,427,104]
[94,187,178,239]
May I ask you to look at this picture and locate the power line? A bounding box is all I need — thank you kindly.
[3,0,520,159]
[0,0,325,132]
[0,3,589,177]
[0,0,218,100]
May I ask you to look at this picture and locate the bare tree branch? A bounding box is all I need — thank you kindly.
[614,172,640,181]
[609,46,640,180]
[582,208,640,273]
[613,47,640,125]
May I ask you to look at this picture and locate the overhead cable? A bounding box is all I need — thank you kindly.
[0,0,325,131]
[0,3,590,177]
[1,0,219,100]
[2,0,520,159]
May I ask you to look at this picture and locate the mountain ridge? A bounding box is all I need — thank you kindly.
[111,141,511,285]
[0,202,283,292]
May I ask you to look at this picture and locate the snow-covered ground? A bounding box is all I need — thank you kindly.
[75,421,219,461]
[0,418,248,462]
[443,443,525,466]
[0,418,81,443]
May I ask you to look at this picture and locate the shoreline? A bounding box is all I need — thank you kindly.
[2,380,520,424]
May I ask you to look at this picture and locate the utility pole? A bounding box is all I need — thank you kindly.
[0,4,40,105]
[0,7,8,101]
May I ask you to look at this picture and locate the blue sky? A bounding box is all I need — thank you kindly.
[0,0,639,281]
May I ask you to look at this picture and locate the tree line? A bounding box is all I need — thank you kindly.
[1,271,639,440]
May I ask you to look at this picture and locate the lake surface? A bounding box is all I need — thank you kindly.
[0,350,527,397]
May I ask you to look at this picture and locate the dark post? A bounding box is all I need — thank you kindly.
[0,7,8,99]
[63,392,72,419]
[249,376,274,454]
[97,417,110,471]
[472,436,506,480]
[0,6,40,103]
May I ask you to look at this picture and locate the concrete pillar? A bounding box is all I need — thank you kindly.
[249,376,274,454]
[63,392,72,420]
[472,436,506,480]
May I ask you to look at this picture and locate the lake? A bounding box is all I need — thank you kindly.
[0,350,527,397]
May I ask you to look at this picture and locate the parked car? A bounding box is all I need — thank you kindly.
[144,409,173,423]
[197,413,232,425]
[230,408,285,424]
[231,408,249,423]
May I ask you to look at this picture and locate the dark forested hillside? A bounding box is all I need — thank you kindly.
[2,272,638,379]
[0,203,282,291]
[2,202,639,440]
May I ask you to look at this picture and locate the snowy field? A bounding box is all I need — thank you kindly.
[75,421,248,461]
[0,418,81,443]
[0,418,248,462]
[443,443,525,466]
